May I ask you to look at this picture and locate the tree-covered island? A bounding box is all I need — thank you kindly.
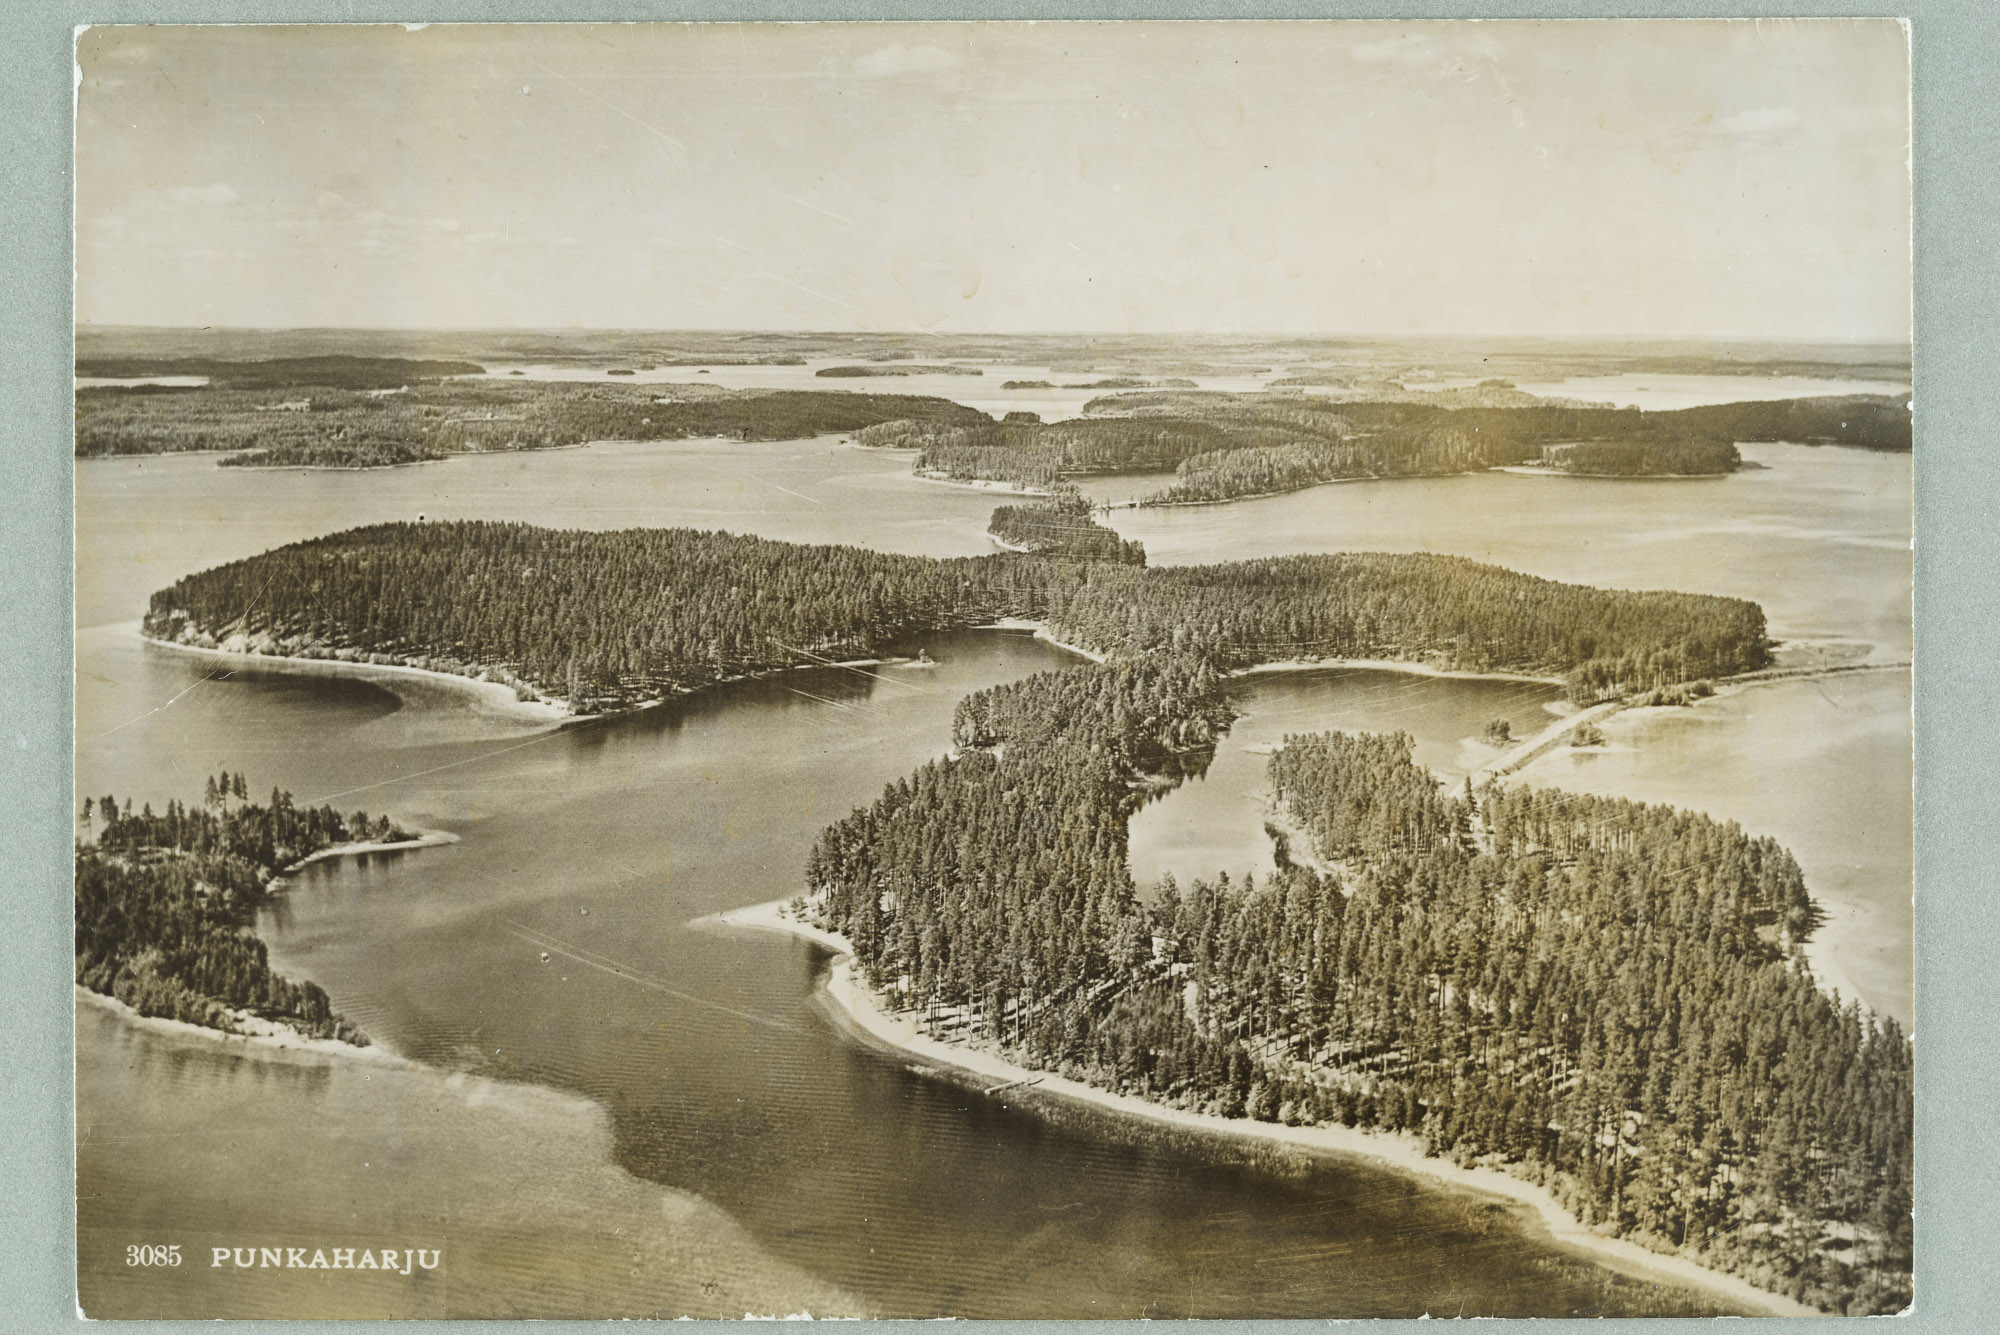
[142,520,1767,714]
[856,392,1909,503]
[76,375,989,469]
[75,773,416,1044]
[986,486,1147,564]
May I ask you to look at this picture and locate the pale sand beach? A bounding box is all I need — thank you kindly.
[1488,465,1732,480]
[1470,697,1630,786]
[277,829,460,875]
[910,471,1052,497]
[141,625,935,727]
[971,618,1109,664]
[139,626,576,724]
[702,898,1823,1318]
[76,985,407,1065]
[1231,656,1566,687]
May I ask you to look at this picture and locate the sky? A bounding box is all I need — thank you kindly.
[74,20,1912,340]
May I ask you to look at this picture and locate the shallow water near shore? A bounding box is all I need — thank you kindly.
[74,427,1908,1315]
[74,626,1747,1317]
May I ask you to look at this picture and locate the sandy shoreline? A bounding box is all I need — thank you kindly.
[140,626,934,727]
[703,898,1821,1318]
[1489,465,1733,481]
[75,828,461,1056]
[1231,656,1566,687]
[971,618,1109,664]
[75,985,408,1067]
[1471,697,1629,786]
[140,628,576,724]
[910,471,1052,497]
[276,829,460,876]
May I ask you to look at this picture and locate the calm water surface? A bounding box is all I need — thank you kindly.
[1105,443,1912,1024]
[75,430,1906,1315]
[1511,670,1914,1026]
[1504,373,1910,412]
[474,359,1279,424]
[1129,670,1563,893]
[1096,443,1913,659]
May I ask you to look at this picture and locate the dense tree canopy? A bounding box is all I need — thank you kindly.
[124,510,1900,1310]
[76,355,487,390]
[862,392,1905,503]
[77,380,990,466]
[806,710,1911,1315]
[986,487,1147,564]
[74,775,400,1044]
[145,523,1766,713]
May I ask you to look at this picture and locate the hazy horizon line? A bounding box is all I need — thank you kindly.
[73,323,1914,350]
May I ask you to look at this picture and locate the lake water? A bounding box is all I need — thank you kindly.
[1095,443,1913,661]
[1505,373,1911,412]
[74,623,1728,1317]
[475,364,1908,423]
[1128,669,1565,894]
[1394,373,1909,412]
[474,359,1278,424]
[1510,669,1914,1027]
[1104,441,1912,1027]
[74,422,1908,1316]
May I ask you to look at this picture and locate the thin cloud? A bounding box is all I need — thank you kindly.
[1714,106,1803,137]
[852,43,961,79]
[167,182,238,206]
[1348,33,1435,67]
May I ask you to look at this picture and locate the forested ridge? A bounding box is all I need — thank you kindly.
[857,393,1906,502]
[805,712,1912,1314]
[858,416,1278,489]
[818,364,979,377]
[1033,553,1767,700]
[76,355,487,390]
[75,774,402,1044]
[76,379,988,468]
[144,523,1765,713]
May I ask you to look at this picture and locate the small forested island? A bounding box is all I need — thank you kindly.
[76,374,989,468]
[855,392,1908,503]
[816,364,980,377]
[75,773,412,1044]
[142,521,1767,714]
[986,487,1146,564]
[1065,377,1201,390]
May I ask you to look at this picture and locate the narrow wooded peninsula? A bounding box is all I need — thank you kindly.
[75,774,407,1044]
[857,392,1910,501]
[808,689,1910,1313]
[143,520,1766,713]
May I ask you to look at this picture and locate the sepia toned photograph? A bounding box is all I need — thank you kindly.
[73,20,1913,1319]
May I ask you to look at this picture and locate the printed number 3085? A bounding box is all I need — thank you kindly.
[126,1245,181,1267]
